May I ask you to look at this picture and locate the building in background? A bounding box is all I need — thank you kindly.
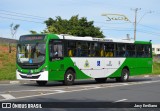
[152,44,160,55]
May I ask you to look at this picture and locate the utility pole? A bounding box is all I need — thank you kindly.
[131,8,141,41]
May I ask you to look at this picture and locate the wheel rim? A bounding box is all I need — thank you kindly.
[67,74,73,81]
[123,72,128,80]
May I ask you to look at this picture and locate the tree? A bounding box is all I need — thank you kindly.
[30,30,46,34]
[30,30,38,34]
[9,23,20,53]
[44,15,104,38]
[10,23,20,39]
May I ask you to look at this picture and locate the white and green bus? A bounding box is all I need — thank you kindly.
[16,34,152,86]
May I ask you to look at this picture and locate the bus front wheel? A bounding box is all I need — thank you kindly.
[63,70,75,85]
[116,68,129,82]
[36,81,47,86]
[95,78,107,83]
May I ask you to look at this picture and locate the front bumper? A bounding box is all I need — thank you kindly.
[16,70,48,81]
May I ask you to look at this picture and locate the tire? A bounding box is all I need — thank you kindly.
[116,68,129,82]
[36,81,47,86]
[95,78,107,83]
[63,70,75,85]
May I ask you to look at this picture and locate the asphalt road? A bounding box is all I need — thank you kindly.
[0,76,160,111]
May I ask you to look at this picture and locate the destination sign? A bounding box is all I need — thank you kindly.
[19,35,45,41]
[93,38,113,42]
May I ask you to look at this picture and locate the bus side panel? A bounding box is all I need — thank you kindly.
[71,58,126,79]
[135,58,152,75]
[48,57,90,81]
[48,58,72,81]
[108,58,136,77]
[109,58,152,77]
[122,58,136,76]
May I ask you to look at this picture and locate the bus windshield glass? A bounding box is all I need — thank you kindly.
[17,42,46,64]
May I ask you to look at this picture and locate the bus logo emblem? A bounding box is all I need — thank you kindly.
[84,60,89,68]
[29,59,33,63]
[97,61,100,66]
[107,61,112,66]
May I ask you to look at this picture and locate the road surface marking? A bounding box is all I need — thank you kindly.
[10,81,20,84]
[0,94,16,99]
[1,80,160,101]
[54,90,67,93]
[114,99,128,103]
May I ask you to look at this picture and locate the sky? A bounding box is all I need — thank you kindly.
[0,0,160,44]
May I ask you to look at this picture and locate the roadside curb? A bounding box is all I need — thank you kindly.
[0,80,35,84]
[0,75,160,85]
[131,74,160,78]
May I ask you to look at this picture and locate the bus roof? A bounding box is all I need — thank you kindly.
[56,34,151,44]
[19,34,151,44]
[56,34,136,43]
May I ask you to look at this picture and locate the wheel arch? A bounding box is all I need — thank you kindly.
[122,66,130,73]
[65,67,76,78]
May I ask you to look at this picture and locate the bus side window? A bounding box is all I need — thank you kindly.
[89,43,95,57]
[49,40,63,61]
[68,41,76,57]
[100,49,104,57]
[57,45,62,57]
[99,43,104,57]
[94,43,100,57]
[105,43,114,57]
[144,45,151,57]
[76,42,81,57]
[68,49,73,57]
[126,44,135,57]
[118,44,126,57]
[81,42,89,57]
[136,45,144,57]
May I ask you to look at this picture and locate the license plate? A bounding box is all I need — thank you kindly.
[27,74,32,77]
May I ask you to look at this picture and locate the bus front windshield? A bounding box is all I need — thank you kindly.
[17,42,46,64]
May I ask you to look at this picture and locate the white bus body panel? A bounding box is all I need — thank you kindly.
[71,58,126,78]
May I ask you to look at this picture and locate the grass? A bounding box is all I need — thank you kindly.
[0,45,16,80]
[0,44,160,80]
[152,62,160,74]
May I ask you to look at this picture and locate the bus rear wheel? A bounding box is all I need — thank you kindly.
[95,78,107,83]
[63,70,75,86]
[116,68,129,82]
[36,81,47,86]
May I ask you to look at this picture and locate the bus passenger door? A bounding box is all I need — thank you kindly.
[48,40,64,80]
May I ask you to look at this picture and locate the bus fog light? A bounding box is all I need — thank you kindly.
[42,66,47,72]
[42,68,46,72]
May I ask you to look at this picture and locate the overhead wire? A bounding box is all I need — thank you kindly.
[0,9,160,37]
[0,12,45,20]
[0,16,44,24]
[0,9,47,19]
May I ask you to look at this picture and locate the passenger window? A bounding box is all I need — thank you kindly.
[49,40,63,61]
[145,45,151,57]
[94,43,100,57]
[136,45,151,57]
[126,44,135,57]
[116,44,126,57]
[80,42,89,57]
[89,43,96,57]
[105,43,114,57]
[67,41,76,57]
[136,45,146,57]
